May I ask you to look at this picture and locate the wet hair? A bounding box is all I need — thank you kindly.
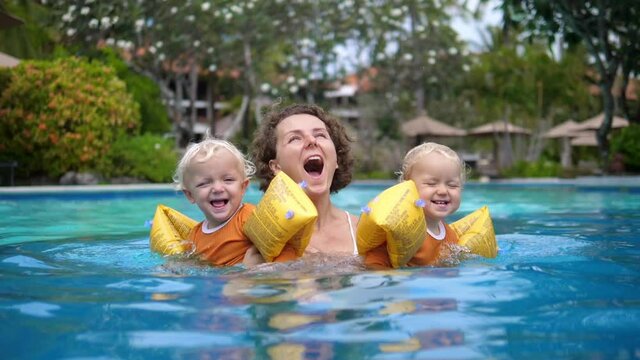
[173,137,256,191]
[399,142,466,184]
[250,103,354,193]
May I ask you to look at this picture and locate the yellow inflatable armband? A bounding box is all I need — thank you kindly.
[356,180,427,268]
[450,206,497,258]
[243,171,318,261]
[149,204,197,255]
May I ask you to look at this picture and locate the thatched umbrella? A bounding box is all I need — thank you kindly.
[570,131,599,147]
[401,115,466,146]
[574,113,629,131]
[0,11,23,29]
[469,120,532,136]
[0,51,19,68]
[469,120,531,169]
[543,120,581,168]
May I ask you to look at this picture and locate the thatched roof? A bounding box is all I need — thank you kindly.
[469,120,531,135]
[401,115,467,137]
[0,52,19,68]
[570,131,598,147]
[0,11,23,29]
[543,120,581,138]
[574,113,629,131]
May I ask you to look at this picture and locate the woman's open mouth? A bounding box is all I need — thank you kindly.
[304,155,324,177]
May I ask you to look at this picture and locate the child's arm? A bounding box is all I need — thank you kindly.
[242,245,265,267]
[363,244,393,270]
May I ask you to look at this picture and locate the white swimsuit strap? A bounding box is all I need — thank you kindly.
[346,211,358,255]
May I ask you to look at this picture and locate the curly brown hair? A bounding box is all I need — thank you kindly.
[250,103,354,193]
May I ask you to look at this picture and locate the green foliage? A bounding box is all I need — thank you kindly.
[97,49,171,134]
[354,170,395,180]
[502,160,561,178]
[0,57,141,178]
[610,124,640,171]
[101,134,177,183]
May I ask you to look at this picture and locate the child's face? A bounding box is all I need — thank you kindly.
[183,149,249,227]
[407,152,462,223]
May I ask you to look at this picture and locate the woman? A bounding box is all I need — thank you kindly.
[250,103,359,258]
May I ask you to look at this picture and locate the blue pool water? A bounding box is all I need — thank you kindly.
[1,180,639,359]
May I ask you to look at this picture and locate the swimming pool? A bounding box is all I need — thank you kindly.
[1,179,639,359]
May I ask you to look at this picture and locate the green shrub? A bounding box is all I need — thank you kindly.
[98,49,171,134]
[0,57,141,178]
[502,160,561,178]
[610,124,640,171]
[101,134,177,183]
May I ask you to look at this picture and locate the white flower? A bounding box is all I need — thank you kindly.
[62,13,72,22]
[106,38,115,46]
[207,47,214,54]
[390,8,402,17]
[201,2,211,11]
[289,85,299,93]
[88,19,99,28]
[260,83,271,92]
[154,143,161,150]
[100,17,111,29]
[135,19,145,31]
[286,76,295,84]
[80,7,90,15]
[158,53,166,61]
[448,47,458,55]
[463,64,470,72]
[66,28,76,36]
[68,5,76,13]
[428,57,436,65]
[186,15,195,22]
[149,46,157,54]
[428,49,436,57]
[403,53,413,61]
[156,41,163,48]
[297,78,308,86]
[171,7,178,14]
[208,64,217,71]
[193,40,200,47]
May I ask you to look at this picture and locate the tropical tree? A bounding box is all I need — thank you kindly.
[498,0,640,168]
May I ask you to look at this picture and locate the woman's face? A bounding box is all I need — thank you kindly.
[269,114,338,198]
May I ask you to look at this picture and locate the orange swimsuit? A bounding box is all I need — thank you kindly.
[188,204,255,266]
[188,203,297,266]
[364,221,459,269]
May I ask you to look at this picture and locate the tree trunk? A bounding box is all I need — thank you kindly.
[499,107,514,169]
[408,2,426,116]
[188,61,198,141]
[174,73,185,147]
[561,137,573,168]
[597,75,615,172]
[207,75,215,137]
[242,35,256,139]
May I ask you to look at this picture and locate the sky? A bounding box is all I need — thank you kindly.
[333,0,502,74]
[452,0,502,50]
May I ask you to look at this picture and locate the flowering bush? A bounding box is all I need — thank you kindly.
[0,57,141,178]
